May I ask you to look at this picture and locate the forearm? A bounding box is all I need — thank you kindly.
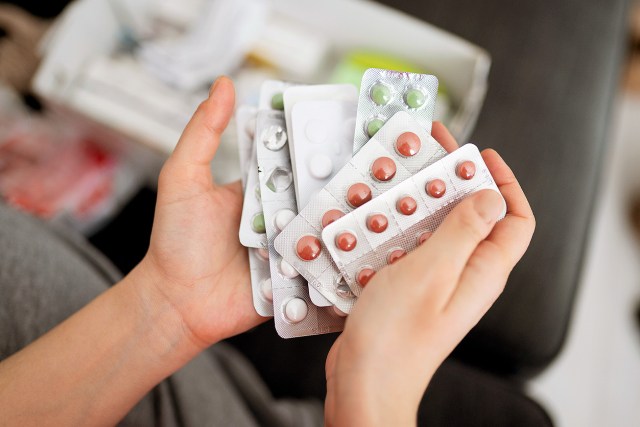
[0,263,201,426]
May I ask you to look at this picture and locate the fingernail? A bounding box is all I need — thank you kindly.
[474,190,504,224]
[209,76,225,96]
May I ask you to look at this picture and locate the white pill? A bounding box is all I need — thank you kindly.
[284,298,308,323]
[308,154,333,179]
[305,119,328,144]
[279,259,300,279]
[260,278,273,302]
[333,306,348,317]
[274,209,296,232]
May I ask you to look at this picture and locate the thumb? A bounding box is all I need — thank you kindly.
[171,76,236,168]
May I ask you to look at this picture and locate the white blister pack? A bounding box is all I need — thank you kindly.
[353,69,439,154]
[274,112,447,313]
[283,84,357,210]
[322,144,506,289]
[235,105,258,189]
[255,110,345,338]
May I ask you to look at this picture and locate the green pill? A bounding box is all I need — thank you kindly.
[405,88,427,109]
[370,83,391,106]
[271,93,284,110]
[252,213,266,234]
[366,118,385,137]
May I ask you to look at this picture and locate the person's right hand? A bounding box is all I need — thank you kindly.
[324,124,535,426]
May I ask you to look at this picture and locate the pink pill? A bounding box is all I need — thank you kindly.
[457,161,476,180]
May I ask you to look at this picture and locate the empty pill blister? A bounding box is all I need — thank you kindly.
[283,84,358,210]
[353,69,439,154]
[274,112,447,312]
[255,109,344,338]
[322,144,506,290]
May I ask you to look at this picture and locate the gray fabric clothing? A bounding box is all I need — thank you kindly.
[0,202,323,426]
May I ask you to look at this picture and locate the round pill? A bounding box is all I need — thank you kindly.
[395,132,422,157]
[256,248,269,261]
[457,161,476,180]
[251,213,266,234]
[346,183,372,208]
[371,157,397,182]
[260,278,273,302]
[274,209,296,232]
[296,235,322,261]
[418,231,433,245]
[336,284,355,299]
[397,196,418,215]
[426,179,446,198]
[405,88,427,109]
[370,82,392,106]
[366,117,385,137]
[335,231,357,252]
[387,249,406,265]
[279,259,300,279]
[357,268,376,287]
[309,154,333,179]
[321,209,345,228]
[283,298,308,323]
[271,93,284,110]
[367,214,388,233]
[333,306,348,317]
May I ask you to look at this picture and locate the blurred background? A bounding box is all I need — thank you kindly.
[0,0,638,425]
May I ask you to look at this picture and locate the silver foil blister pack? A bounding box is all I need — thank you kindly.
[353,69,439,154]
[255,110,345,338]
[322,144,506,288]
[274,112,447,312]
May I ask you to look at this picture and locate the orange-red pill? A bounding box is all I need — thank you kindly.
[321,209,345,228]
[418,231,433,245]
[371,157,397,182]
[395,132,421,157]
[387,249,406,264]
[296,235,322,261]
[457,161,476,180]
[335,231,357,252]
[346,183,372,208]
[426,179,446,198]
[357,268,376,287]
[367,213,388,233]
[397,196,417,215]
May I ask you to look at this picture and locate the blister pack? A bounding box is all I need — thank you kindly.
[235,105,258,190]
[322,144,506,289]
[274,112,447,312]
[283,84,357,210]
[353,69,439,154]
[255,109,345,338]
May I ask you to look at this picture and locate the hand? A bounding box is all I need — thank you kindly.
[138,77,265,349]
[324,124,536,426]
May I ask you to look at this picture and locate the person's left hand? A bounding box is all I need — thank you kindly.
[137,77,265,349]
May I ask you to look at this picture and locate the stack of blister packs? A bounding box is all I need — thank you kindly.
[236,69,505,338]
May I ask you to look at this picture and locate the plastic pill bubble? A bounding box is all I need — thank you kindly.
[322,209,346,228]
[336,231,357,252]
[296,235,322,261]
[367,213,388,233]
[387,249,407,264]
[271,93,284,110]
[309,154,333,179]
[397,196,418,216]
[336,283,356,299]
[256,247,269,261]
[371,157,397,182]
[457,161,476,180]
[245,116,256,139]
[251,213,266,234]
[418,231,433,245]
[266,167,293,193]
[346,183,372,208]
[357,268,376,287]
[279,259,300,279]
[426,179,446,198]
[370,82,392,106]
[261,125,287,151]
[395,132,421,157]
[274,209,296,232]
[283,298,308,323]
[260,278,273,302]
[366,117,386,137]
[254,184,261,202]
[404,87,427,109]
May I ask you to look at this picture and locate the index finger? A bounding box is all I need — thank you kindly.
[431,121,459,153]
